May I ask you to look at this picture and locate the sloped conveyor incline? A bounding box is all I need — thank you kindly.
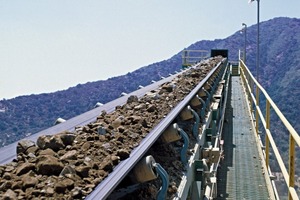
[0,56,224,199]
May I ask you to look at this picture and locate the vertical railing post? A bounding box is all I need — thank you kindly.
[288,134,295,200]
[265,100,270,167]
[255,86,260,135]
[248,75,252,111]
[250,79,254,115]
[247,73,251,110]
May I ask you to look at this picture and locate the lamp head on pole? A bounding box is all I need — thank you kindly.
[249,0,260,3]
[241,23,247,33]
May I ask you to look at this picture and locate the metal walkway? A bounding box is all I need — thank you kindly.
[217,76,271,199]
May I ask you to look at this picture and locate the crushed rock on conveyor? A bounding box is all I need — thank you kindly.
[0,56,223,200]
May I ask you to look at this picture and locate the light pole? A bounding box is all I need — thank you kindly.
[250,0,260,82]
[249,0,261,150]
[242,23,247,63]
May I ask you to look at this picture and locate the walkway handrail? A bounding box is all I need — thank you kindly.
[239,60,299,200]
[182,50,210,68]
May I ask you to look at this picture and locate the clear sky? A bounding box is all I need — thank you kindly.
[1,1,299,99]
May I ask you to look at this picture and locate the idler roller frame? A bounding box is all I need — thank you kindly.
[160,123,190,165]
[160,123,182,143]
[131,155,158,183]
[130,155,169,200]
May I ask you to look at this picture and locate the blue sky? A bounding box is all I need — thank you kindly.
[1,0,299,99]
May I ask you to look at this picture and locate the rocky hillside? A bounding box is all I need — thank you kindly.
[0,17,299,149]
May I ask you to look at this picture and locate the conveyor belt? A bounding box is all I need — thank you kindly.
[0,57,227,200]
[0,72,184,165]
[86,60,225,199]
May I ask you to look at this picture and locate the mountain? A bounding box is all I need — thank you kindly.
[0,17,299,150]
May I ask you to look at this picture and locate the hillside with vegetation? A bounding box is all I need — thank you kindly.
[0,17,299,152]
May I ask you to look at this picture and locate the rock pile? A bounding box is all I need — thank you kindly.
[0,56,223,199]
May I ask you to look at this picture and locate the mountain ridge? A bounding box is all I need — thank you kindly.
[0,17,299,147]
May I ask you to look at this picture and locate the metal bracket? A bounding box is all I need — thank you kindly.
[202,146,220,164]
[196,95,207,122]
[153,163,169,200]
[176,124,190,164]
[188,106,200,139]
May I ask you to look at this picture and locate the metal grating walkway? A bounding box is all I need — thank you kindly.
[217,76,270,199]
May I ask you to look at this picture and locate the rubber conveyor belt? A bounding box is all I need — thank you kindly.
[86,60,225,199]
[0,58,226,199]
[0,72,183,165]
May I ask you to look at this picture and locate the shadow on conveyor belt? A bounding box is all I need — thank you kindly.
[216,76,235,199]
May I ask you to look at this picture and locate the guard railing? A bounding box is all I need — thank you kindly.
[239,60,300,200]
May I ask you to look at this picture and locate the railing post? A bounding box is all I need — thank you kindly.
[288,134,295,200]
[265,100,270,167]
[241,58,299,200]
[241,61,253,116]
[255,87,260,135]
[250,79,254,114]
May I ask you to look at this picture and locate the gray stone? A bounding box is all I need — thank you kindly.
[116,149,130,160]
[26,146,39,155]
[37,135,65,152]
[11,181,22,190]
[75,166,91,178]
[100,160,113,172]
[147,105,157,112]
[118,126,125,133]
[111,155,120,165]
[17,140,35,154]
[36,155,64,176]
[36,136,50,149]
[54,178,74,193]
[0,181,12,192]
[161,83,175,92]
[71,187,83,199]
[4,166,14,172]
[39,148,56,157]
[60,165,76,177]
[134,104,146,110]
[102,143,111,149]
[45,187,55,195]
[59,133,76,146]
[84,156,92,163]
[141,119,148,128]
[22,173,38,188]
[3,189,17,200]
[81,142,91,151]
[112,118,122,129]
[2,172,12,180]
[126,115,142,125]
[127,95,138,104]
[145,92,160,100]
[16,163,35,176]
[97,126,106,135]
[60,150,77,161]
